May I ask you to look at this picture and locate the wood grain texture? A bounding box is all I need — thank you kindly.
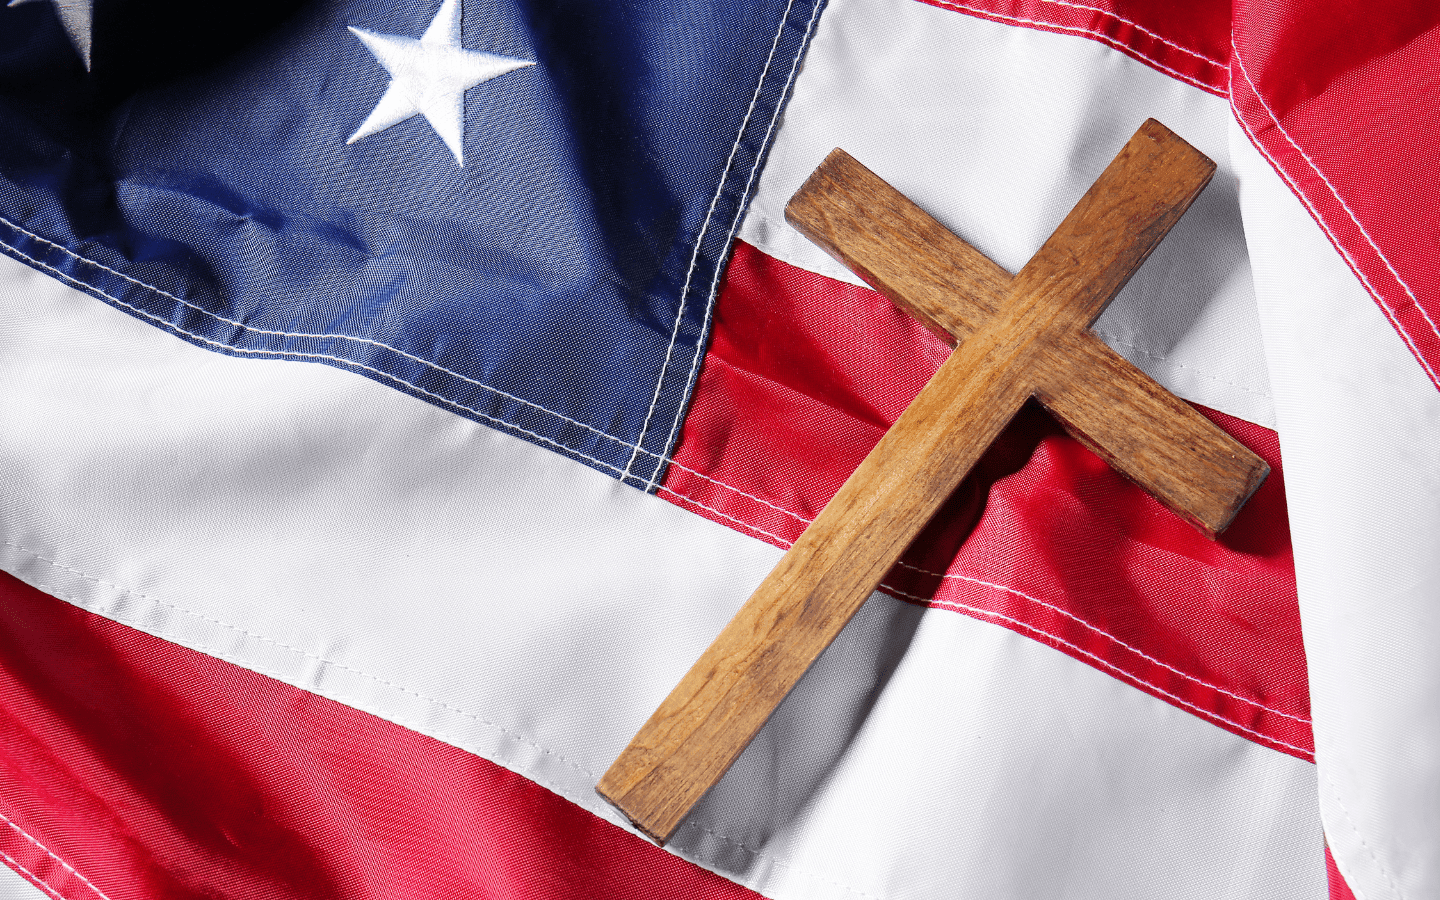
[1037,332,1268,534]
[787,139,1267,535]
[597,119,1266,844]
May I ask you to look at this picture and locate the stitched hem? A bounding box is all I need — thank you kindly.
[0,811,112,900]
[1229,44,1440,390]
[914,0,1227,96]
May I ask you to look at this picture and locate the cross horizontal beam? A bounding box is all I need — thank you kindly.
[789,144,1268,536]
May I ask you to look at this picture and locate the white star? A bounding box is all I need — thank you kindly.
[10,0,92,70]
[347,0,534,166]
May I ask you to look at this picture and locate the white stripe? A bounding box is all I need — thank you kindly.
[0,859,62,900]
[0,243,1323,898]
[1232,126,1440,900]
[736,0,1275,429]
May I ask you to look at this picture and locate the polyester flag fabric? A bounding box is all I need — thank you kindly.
[0,1,1437,899]
[0,0,824,489]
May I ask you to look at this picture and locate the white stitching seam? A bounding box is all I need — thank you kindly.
[1231,42,1437,334]
[663,457,816,521]
[622,0,807,483]
[0,851,65,900]
[0,811,112,900]
[658,485,801,540]
[658,484,1314,732]
[921,0,1220,95]
[646,0,829,492]
[0,240,674,485]
[1229,41,1440,384]
[1,540,599,781]
[900,569,1312,725]
[0,219,669,458]
[1091,330,1274,400]
[1319,767,1402,900]
[1033,0,1226,67]
[911,590,1313,756]
[1229,98,1440,397]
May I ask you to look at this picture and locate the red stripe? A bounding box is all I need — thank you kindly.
[664,240,1312,759]
[908,0,1440,391]
[0,571,762,900]
[912,0,1230,95]
[1325,847,1358,900]
[0,815,105,900]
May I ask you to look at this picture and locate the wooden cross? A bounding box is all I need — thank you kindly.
[597,120,1269,844]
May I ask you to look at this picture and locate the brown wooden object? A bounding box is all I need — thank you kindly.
[596,119,1269,844]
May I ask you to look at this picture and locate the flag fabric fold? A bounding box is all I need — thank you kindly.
[1,0,1436,898]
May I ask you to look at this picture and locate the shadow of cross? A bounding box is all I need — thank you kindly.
[597,119,1271,845]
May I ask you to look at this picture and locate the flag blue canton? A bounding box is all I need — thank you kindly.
[0,0,825,488]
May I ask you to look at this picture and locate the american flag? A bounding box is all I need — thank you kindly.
[0,0,1435,897]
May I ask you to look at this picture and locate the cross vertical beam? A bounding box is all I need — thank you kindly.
[597,120,1268,844]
